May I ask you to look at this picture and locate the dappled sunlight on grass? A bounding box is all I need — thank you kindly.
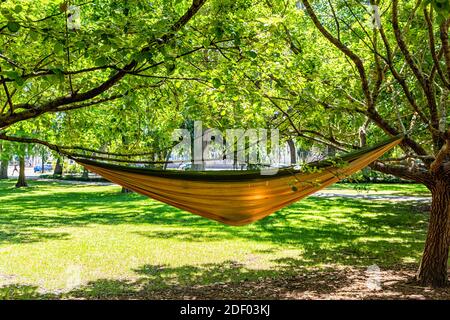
[328,183,430,196]
[0,180,430,298]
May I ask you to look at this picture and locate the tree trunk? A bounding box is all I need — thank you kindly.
[0,144,8,179]
[54,158,63,176]
[191,140,205,171]
[121,187,133,193]
[41,150,46,174]
[15,156,28,188]
[287,139,296,165]
[233,146,238,170]
[163,149,172,170]
[327,145,336,157]
[417,178,450,287]
[81,168,89,180]
[0,159,8,179]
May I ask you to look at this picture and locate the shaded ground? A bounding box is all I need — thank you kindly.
[119,266,450,300]
[148,267,450,300]
[0,180,444,300]
[2,265,450,300]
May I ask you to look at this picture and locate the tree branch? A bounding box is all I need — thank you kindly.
[440,19,450,81]
[0,0,207,130]
[430,134,450,173]
[302,0,372,108]
[370,161,432,184]
[424,8,449,88]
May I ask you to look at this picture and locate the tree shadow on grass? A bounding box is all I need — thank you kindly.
[2,259,448,300]
[133,198,428,267]
[0,180,211,244]
[60,259,357,300]
[0,179,429,270]
[0,284,56,300]
[0,230,71,245]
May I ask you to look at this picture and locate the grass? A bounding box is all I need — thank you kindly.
[0,179,431,299]
[331,182,430,196]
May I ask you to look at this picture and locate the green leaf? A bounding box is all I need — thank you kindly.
[7,21,20,33]
[165,60,176,74]
[246,50,257,59]
[95,57,108,66]
[420,0,432,10]
[214,26,224,39]
[4,70,24,86]
[49,68,65,83]
[212,78,221,88]
[143,51,154,62]
[202,38,211,48]
[436,13,446,24]
[3,71,18,79]
[134,51,155,64]
[14,76,24,86]
[54,42,64,55]
[75,41,85,49]
[30,31,39,41]
[50,68,64,75]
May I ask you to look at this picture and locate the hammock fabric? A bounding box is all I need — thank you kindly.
[73,136,402,226]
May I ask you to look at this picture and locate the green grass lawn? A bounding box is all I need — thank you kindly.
[0,180,431,299]
[328,182,431,196]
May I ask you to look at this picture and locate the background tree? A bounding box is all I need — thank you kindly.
[0,141,11,179]
[12,142,28,188]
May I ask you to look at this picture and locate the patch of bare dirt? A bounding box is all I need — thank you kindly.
[136,266,450,300]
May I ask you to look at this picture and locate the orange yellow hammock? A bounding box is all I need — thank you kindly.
[72,136,402,226]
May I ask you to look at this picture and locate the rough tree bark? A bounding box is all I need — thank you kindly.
[417,176,450,287]
[373,161,450,287]
[15,156,27,188]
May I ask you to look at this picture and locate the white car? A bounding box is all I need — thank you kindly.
[178,163,192,171]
